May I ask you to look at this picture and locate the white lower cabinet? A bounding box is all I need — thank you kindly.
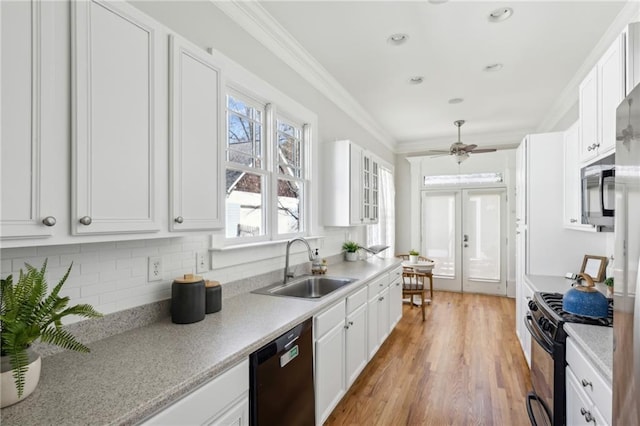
[389,267,403,328]
[142,359,249,425]
[367,273,390,359]
[566,336,612,426]
[314,269,402,425]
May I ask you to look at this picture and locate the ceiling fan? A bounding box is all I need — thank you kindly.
[407,120,497,163]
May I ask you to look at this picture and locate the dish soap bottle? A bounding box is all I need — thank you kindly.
[312,249,323,274]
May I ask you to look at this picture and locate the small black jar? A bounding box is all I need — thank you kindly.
[205,280,222,314]
[171,274,205,324]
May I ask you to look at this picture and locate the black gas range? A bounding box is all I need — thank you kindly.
[525,292,613,426]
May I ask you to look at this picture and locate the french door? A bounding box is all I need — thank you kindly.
[421,188,506,295]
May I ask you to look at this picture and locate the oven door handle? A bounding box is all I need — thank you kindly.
[524,314,554,355]
[526,391,553,426]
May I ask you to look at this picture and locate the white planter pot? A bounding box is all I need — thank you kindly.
[409,255,419,264]
[345,252,358,262]
[1,348,41,408]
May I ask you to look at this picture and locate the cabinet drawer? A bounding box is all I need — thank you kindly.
[315,299,346,338]
[367,274,388,299]
[389,267,402,283]
[143,359,249,425]
[346,286,367,315]
[566,337,612,423]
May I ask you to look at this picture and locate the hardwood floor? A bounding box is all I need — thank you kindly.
[325,291,532,426]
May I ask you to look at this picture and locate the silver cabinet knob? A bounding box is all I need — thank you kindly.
[42,216,57,227]
[587,145,593,151]
[581,379,593,390]
[79,216,92,226]
[570,218,577,223]
[174,216,184,224]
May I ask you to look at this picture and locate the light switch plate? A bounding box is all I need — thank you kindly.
[196,251,209,274]
[148,256,162,282]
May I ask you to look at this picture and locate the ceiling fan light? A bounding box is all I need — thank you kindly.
[454,152,469,164]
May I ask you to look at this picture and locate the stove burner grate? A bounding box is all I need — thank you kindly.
[539,292,613,327]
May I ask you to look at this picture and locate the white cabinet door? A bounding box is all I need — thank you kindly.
[345,303,367,388]
[1,1,60,240]
[72,0,162,235]
[208,396,249,426]
[566,368,594,426]
[349,142,363,225]
[377,286,390,344]
[521,280,533,367]
[579,67,599,163]
[169,34,223,231]
[367,293,380,359]
[598,33,625,155]
[389,276,403,328]
[563,121,596,232]
[315,321,346,424]
[626,22,640,95]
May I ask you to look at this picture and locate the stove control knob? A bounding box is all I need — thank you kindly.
[528,300,538,311]
[541,319,552,332]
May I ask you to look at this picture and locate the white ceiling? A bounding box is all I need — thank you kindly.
[256,0,629,153]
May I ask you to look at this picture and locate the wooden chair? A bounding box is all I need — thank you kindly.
[395,254,434,302]
[401,269,427,321]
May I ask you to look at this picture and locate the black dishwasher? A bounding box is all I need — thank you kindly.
[249,318,315,426]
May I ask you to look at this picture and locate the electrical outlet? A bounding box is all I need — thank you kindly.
[148,256,162,282]
[196,251,209,274]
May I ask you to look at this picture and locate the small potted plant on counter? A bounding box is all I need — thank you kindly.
[0,260,102,408]
[409,249,420,264]
[604,277,614,298]
[342,241,360,262]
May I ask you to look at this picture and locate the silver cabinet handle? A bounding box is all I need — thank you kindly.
[580,407,594,423]
[42,216,56,227]
[79,216,92,226]
[594,143,600,148]
[581,379,593,390]
[174,216,184,224]
[378,296,384,301]
[349,321,354,326]
[570,218,577,223]
[344,324,350,330]
[464,244,468,247]
[588,144,594,151]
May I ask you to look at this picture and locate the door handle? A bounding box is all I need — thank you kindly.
[464,244,468,248]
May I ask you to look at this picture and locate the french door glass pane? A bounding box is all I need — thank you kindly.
[466,193,501,280]
[423,193,456,277]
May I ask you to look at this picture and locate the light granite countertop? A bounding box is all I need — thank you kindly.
[525,274,613,385]
[0,257,401,426]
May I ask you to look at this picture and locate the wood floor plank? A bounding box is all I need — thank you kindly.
[324,291,532,426]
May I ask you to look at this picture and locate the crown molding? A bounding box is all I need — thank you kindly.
[536,0,640,133]
[212,0,396,151]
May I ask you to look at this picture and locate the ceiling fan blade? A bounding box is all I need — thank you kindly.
[469,148,497,153]
[405,151,450,158]
[461,144,477,152]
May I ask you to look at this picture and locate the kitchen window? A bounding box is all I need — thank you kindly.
[225,92,308,242]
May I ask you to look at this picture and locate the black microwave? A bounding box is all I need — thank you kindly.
[581,158,615,231]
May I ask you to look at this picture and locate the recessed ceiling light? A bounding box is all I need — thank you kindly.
[484,63,504,72]
[387,33,409,45]
[409,76,424,84]
[488,7,513,23]
[448,98,464,104]
[428,0,449,4]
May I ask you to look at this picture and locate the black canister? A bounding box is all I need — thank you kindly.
[205,280,222,314]
[171,274,205,324]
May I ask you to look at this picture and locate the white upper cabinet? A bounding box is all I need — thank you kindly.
[1,1,61,240]
[324,140,379,226]
[563,121,596,232]
[625,22,640,95]
[169,35,223,231]
[71,0,162,235]
[579,32,625,163]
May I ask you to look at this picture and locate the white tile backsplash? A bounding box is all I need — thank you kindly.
[0,229,351,324]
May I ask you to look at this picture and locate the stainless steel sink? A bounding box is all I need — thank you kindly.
[253,276,357,299]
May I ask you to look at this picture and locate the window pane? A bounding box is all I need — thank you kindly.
[277,178,301,234]
[227,95,262,168]
[227,150,254,167]
[226,169,264,238]
[422,193,456,277]
[277,119,301,178]
[228,96,252,118]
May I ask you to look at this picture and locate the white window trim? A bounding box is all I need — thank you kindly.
[223,89,310,247]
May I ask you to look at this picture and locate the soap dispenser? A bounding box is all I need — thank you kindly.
[312,249,322,274]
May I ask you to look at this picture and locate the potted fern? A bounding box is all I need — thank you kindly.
[409,249,419,264]
[342,241,360,262]
[0,260,102,407]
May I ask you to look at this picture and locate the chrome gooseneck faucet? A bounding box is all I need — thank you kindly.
[284,238,314,284]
